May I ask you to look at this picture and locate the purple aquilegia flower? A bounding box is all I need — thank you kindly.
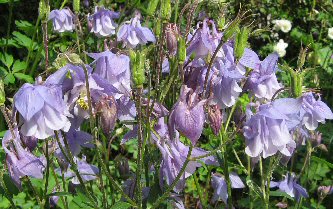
[48,9,75,33]
[270,173,309,201]
[117,14,156,48]
[243,103,296,158]
[88,50,131,94]
[14,77,71,139]
[318,185,333,197]
[242,50,281,100]
[211,172,245,204]
[88,7,119,37]
[2,129,45,188]
[300,93,333,130]
[187,18,222,58]
[169,85,206,145]
[62,156,99,184]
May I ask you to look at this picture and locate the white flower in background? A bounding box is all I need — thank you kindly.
[328,28,333,40]
[273,19,292,33]
[274,39,288,57]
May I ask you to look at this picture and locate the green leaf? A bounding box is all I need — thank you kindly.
[0,66,8,75]
[12,60,27,72]
[48,192,72,197]
[15,20,34,35]
[14,73,33,83]
[0,53,14,69]
[110,202,132,209]
[311,156,333,169]
[0,0,19,3]
[12,31,37,50]
[269,191,294,200]
[4,73,15,84]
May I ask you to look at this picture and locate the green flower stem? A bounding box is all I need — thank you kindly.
[24,16,41,74]
[220,132,233,209]
[232,147,248,174]
[193,173,207,207]
[50,164,69,209]
[134,87,144,208]
[151,144,193,209]
[259,157,267,209]
[0,169,16,209]
[54,131,97,207]
[25,176,43,208]
[43,139,50,207]
[248,156,253,209]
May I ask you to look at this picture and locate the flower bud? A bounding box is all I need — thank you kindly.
[155,19,162,37]
[297,47,307,70]
[208,105,222,135]
[73,0,80,13]
[96,96,117,136]
[130,50,146,88]
[0,78,5,105]
[53,53,82,70]
[161,0,171,21]
[165,23,179,55]
[147,0,159,16]
[38,0,49,20]
[318,185,333,199]
[290,71,303,98]
[235,27,250,60]
[177,37,186,64]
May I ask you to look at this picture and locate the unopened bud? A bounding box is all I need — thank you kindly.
[208,105,222,135]
[96,96,117,136]
[53,53,82,70]
[291,72,303,98]
[147,0,159,16]
[130,50,146,88]
[318,186,333,199]
[0,79,5,105]
[73,0,80,13]
[115,128,123,136]
[297,47,307,70]
[161,0,171,21]
[165,23,179,55]
[235,27,250,60]
[177,37,186,64]
[275,202,288,208]
[155,19,162,37]
[39,0,49,20]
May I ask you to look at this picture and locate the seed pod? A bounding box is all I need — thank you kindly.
[147,0,159,16]
[96,96,117,136]
[155,19,162,37]
[73,0,80,13]
[177,37,186,64]
[165,23,179,55]
[208,105,222,135]
[297,47,307,70]
[0,78,5,105]
[130,50,146,88]
[235,27,250,60]
[161,0,171,21]
[290,72,303,98]
[38,0,49,20]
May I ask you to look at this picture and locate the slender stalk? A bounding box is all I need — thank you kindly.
[193,173,207,207]
[25,177,43,208]
[248,156,253,209]
[151,144,193,209]
[232,147,248,174]
[24,16,41,74]
[220,132,233,209]
[0,170,16,209]
[42,19,49,70]
[50,164,69,209]
[43,139,50,207]
[4,0,14,53]
[259,157,267,209]
[134,88,144,208]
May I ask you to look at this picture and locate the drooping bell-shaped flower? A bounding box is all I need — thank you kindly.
[270,173,308,201]
[300,93,333,130]
[2,129,45,188]
[243,103,296,158]
[211,172,245,204]
[117,13,156,48]
[169,85,206,145]
[88,7,119,37]
[14,77,71,139]
[88,50,131,95]
[187,18,222,58]
[49,9,75,33]
[242,50,282,100]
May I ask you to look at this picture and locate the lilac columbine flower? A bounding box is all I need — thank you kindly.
[318,185,333,197]
[88,7,119,37]
[62,156,99,184]
[211,172,245,204]
[117,14,156,48]
[169,85,206,145]
[300,93,333,130]
[241,50,282,100]
[88,50,131,94]
[187,19,222,58]
[243,103,296,158]
[2,129,45,188]
[48,9,75,33]
[14,77,71,139]
[270,173,309,201]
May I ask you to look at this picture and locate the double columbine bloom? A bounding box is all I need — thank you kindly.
[88,7,119,37]
[49,9,75,33]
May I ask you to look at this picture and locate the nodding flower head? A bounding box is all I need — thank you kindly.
[88,7,119,37]
[49,9,75,33]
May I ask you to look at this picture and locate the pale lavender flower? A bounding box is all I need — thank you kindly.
[242,50,282,99]
[122,176,150,200]
[187,19,222,58]
[88,50,131,94]
[117,14,156,48]
[14,77,71,139]
[88,7,119,37]
[2,129,45,188]
[318,185,333,197]
[169,85,206,145]
[49,9,75,33]
[243,103,296,158]
[211,172,245,204]
[270,173,308,201]
[300,93,333,130]
[63,156,99,184]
